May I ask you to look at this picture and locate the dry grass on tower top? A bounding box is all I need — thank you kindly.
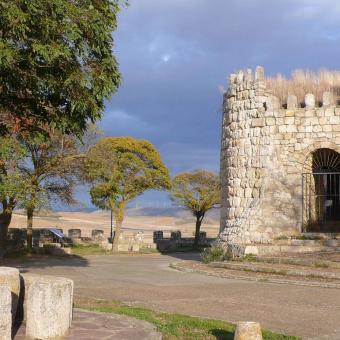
[266,68,340,105]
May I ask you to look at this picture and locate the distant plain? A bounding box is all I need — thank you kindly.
[9,208,220,239]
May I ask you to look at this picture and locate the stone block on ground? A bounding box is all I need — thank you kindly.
[170,231,181,240]
[68,229,81,239]
[134,231,144,242]
[132,244,140,252]
[143,237,155,245]
[100,241,112,251]
[0,287,11,340]
[117,244,130,252]
[91,229,104,242]
[147,243,157,250]
[23,274,73,339]
[0,267,20,323]
[153,231,163,242]
[234,321,263,340]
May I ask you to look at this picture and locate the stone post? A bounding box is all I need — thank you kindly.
[68,229,81,239]
[305,93,315,108]
[255,66,265,81]
[24,275,73,339]
[287,95,298,109]
[323,91,334,106]
[170,231,181,240]
[0,267,20,323]
[0,287,11,340]
[91,229,104,242]
[234,321,263,340]
[153,231,163,242]
[266,96,280,111]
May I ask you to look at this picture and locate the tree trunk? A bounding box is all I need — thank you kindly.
[112,219,122,252]
[194,213,204,250]
[27,208,34,254]
[0,212,12,252]
[111,200,125,252]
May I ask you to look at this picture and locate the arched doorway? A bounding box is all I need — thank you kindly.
[302,148,340,232]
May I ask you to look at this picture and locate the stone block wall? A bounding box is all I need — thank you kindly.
[219,66,340,245]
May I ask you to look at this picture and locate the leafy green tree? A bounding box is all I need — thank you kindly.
[0,137,28,248]
[86,137,170,251]
[19,131,82,252]
[170,170,220,249]
[0,0,124,135]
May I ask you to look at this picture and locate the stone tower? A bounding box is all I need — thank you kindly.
[219,66,340,249]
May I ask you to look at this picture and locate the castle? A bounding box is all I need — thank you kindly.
[219,66,340,248]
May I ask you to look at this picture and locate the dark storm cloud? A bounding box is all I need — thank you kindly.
[101,0,340,174]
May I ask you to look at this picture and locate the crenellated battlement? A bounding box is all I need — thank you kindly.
[227,66,338,109]
[224,67,340,131]
[229,66,265,84]
[226,66,266,100]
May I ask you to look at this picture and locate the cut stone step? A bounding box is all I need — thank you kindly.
[253,255,340,269]
[210,261,340,280]
[244,244,340,256]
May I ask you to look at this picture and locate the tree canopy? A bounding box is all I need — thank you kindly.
[86,136,170,250]
[18,130,81,252]
[0,125,97,250]
[170,170,220,248]
[0,137,29,247]
[0,0,124,135]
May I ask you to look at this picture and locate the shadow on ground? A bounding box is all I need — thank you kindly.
[157,250,202,261]
[1,254,89,271]
[211,329,234,340]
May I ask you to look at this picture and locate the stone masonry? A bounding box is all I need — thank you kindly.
[219,66,340,246]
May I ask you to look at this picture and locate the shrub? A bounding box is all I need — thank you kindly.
[201,245,225,263]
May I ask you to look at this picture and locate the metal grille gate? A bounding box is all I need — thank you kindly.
[302,172,340,232]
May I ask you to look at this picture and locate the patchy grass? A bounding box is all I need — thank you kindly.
[274,235,290,241]
[242,254,257,262]
[70,244,160,256]
[139,246,160,254]
[291,235,311,240]
[70,244,109,256]
[74,296,300,340]
[314,262,329,268]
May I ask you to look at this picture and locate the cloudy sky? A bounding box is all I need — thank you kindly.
[81,0,340,207]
